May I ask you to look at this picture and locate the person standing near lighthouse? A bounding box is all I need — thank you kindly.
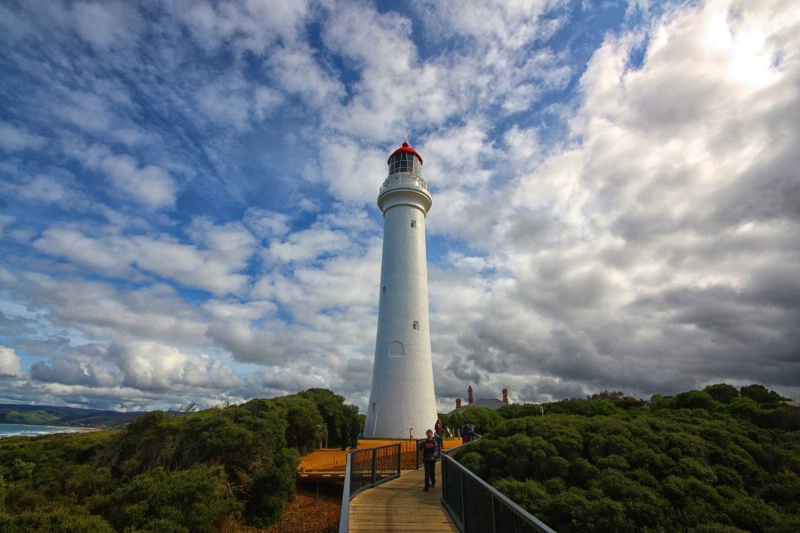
[363,142,437,439]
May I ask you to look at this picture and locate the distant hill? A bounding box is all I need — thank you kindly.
[0,403,145,428]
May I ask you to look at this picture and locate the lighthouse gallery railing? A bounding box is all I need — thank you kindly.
[379,174,429,194]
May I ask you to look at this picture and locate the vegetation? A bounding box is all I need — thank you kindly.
[0,404,143,428]
[449,384,800,533]
[3,383,796,532]
[0,389,355,532]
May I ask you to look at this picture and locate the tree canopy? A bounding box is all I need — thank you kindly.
[0,389,353,532]
[452,384,799,533]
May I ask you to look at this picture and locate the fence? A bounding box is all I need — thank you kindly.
[338,443,402,532]
[441,449,556,533]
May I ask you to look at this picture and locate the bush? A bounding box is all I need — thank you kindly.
[0,505,114,533]
[492,478,550,516]
[704,383,739,404]
[740,384,788,407]
[112,465,239,533]
[450,384,800,532]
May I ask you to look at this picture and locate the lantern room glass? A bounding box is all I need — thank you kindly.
[389,152,415,175]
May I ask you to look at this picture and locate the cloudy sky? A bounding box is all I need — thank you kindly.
[1,0,798,414]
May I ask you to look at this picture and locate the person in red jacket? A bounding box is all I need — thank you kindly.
[418,429,440,491]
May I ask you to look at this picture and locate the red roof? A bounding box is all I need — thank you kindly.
[388,142,423,165]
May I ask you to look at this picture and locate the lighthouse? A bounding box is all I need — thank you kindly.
[363,142,437,439]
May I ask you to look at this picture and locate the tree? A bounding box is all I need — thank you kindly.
[740,384,788,407]
[299,388,354,447]
[492,478,550,516]
[448,384,800,532]
[272,396,324,454]
[725,396,764,422]
[112,465,238,533]
[589,390,625,401]
[704,383,739,404]
[444,405,504,435]
[674,390,715,410]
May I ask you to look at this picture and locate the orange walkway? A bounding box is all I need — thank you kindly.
[298,438,461,482]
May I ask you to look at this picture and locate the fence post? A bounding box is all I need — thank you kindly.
[396,443,401,473]
[491,492,496,533]
[461,464,467,531]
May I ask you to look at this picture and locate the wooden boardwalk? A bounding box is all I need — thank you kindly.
[349,467,459,532]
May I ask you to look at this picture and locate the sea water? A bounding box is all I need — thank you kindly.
[0,424,88,438]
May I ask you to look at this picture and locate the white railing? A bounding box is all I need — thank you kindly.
[379,174,429,194]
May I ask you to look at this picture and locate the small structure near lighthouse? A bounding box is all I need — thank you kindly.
[363,142,437,439]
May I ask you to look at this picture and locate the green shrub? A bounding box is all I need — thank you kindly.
[452,384,799,532]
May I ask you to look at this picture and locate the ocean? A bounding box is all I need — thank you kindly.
[0,423,90,438]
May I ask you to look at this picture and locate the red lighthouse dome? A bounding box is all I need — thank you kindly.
[388,141,423,165]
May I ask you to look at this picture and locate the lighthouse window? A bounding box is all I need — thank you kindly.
[410,220,416,228]
[389,152,415,174]
[412,321,419,331]
[382,286,386,294]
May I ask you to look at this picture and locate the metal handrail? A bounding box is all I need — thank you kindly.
[441,443,556,533]
[338,443,402,533]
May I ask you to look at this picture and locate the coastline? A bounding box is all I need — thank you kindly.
[0,423,101,439]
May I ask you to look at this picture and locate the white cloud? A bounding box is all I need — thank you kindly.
[108,341,241,391]
[0,346,23,377]
[0,215,15,235]
[2,0,799,412]
[33,220,255,296]
[195,73,259,131]
[82,145,177,210]
[321,3,455,139]
[243,208,292,240]
[308,138,387,204]
[20,275,208,344]
[264,227,352,264]
[71,1,143,50]
[17,174,76,204]
[414,0,560,47]
[171,0,310,54]
[0,122,45,151]
[266,42,345,109]
[31,357,117,387]
[423,122,496,190]
[430,0,800,401]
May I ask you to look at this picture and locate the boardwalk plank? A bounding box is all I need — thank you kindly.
[349,467,459,532]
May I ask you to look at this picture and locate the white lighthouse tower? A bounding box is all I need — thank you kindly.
[363,142,437,439]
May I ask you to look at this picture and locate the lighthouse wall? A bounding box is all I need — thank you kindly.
[364,190,438,439]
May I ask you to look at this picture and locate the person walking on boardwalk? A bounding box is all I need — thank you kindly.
[350,418,359,450]
[418,429,440,491]
[341,421,350,451]
[434,418,445,450]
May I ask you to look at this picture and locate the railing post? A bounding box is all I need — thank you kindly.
[491,492,496,533]
[460,462,466,530]
[396,443,401,473]
[339,452,353,533]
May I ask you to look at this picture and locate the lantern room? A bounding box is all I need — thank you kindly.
[388,142,423,176]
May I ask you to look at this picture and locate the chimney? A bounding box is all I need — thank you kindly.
[502,388,508,404]
[468,386,474,405]
[456,398,462,409]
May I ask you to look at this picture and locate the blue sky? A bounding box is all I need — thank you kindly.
[1,0,798,413]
